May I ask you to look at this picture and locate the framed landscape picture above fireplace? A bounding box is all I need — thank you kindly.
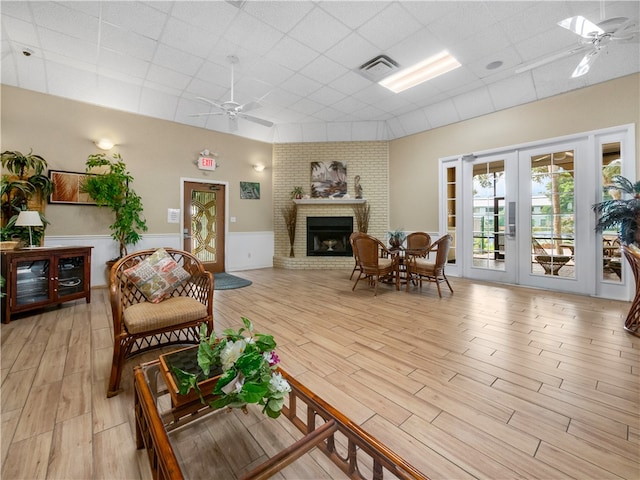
[310,161,347,198]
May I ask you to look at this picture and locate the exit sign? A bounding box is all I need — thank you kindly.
[197,156,217,171]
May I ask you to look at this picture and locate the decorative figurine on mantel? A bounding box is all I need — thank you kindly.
[354,175,363,199]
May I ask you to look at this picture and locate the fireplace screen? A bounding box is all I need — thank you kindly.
[306,217,353,257]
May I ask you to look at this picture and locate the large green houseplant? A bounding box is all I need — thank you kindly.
[593,175,640,246]
[82,152,147,259]
[1,149,53,246]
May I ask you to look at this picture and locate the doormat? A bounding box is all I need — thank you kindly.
[213,272,252,290]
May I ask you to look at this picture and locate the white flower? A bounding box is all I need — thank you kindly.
[220,339,246,370]
[269,372,291,393]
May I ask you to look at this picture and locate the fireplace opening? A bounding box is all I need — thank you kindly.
[306,217,353,257]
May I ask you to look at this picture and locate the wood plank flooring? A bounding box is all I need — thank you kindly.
[1,268,639,479]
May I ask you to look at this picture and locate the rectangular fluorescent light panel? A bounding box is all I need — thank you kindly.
[379,51,461,93]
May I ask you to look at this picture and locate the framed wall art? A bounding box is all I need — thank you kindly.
[48,170,97,205]
[311,161,347,198]
[240,181,260,199]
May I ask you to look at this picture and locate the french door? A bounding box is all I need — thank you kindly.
[447,125,634,299]
[462,140,592,295]
[181,180,226,273]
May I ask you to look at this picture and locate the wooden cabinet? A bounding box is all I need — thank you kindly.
[1,246,93,324]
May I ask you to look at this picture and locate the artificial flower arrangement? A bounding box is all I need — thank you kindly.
[171,317,291,418]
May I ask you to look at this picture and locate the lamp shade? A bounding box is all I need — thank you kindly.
[15,210,43,227]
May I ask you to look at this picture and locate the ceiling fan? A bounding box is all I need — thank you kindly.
[516,15,638,78]
[190,55,273,131]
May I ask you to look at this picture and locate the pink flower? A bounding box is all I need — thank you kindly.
[263,351,280,366]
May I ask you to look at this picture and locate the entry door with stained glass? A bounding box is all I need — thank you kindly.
[183,181,226,273]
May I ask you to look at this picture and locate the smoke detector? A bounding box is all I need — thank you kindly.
[357,55,400,82]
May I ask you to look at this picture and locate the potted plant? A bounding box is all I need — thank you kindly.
[290,186,304,199]
[387,229,406,249]
[1,150,53,247]
[593,174,640,246]
[82,152,147,260]
[593,174,640,335]
[168,317,291,418]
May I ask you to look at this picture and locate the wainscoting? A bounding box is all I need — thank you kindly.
[44,232,274,287]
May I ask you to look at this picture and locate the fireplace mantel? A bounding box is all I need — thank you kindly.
[293,198,366,205]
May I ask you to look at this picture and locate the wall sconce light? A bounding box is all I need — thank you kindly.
[253,164,265,172]
[95,139,115,150]
[15,210,43,248]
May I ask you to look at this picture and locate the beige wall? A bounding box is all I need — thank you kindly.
[389,73,640,231]
[1,85,273,236]
[2,73,638,245]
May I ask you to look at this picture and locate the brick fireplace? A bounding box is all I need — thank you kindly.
[272,141,389,270]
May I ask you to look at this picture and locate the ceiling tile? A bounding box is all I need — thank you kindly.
[288,7,352,52]
[357,3,423,51]
[101,2,168,40]
[453,86,495,120]
[264,35,318,72]
[31,2,98,43]
[153,43,204,77]
[299,55,349,85]
[488,74,538,111]
[242,1,314,34]
[138,87,179,121]
[101,23,157,61]
[423,99,461,128]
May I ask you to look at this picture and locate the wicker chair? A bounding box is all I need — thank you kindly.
[352,233,399,296]
[405,234,453,297]
[622,245,640,336]
[107,248,214,397]
[349,232,362,280]
[532,237,571,275]
[405,232,431,257]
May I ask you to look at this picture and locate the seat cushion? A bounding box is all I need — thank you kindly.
[123,296,208,334]
[124,248,191,303]
[379,257,394,268]
[413,258,436,274]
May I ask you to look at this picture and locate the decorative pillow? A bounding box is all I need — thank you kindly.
[124,248,191,303]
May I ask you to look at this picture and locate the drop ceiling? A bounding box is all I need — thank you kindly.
[1,1,639,143]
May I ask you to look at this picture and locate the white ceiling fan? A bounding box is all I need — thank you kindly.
[516,14,638,78]
[190,55,273,131]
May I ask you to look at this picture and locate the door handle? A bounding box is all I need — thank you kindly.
[508,201,516,237]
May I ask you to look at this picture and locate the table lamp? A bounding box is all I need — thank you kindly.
[15,210,43,248]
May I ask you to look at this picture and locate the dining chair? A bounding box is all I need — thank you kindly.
[405,232,431,257]
[349,231,362,280]
[405,234,453,297]
[352,233,399,296]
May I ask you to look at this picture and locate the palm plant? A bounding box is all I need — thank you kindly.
[593,175,640,246]
[1,150,53,245]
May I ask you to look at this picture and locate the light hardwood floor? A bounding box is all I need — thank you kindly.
[1,268,639,479]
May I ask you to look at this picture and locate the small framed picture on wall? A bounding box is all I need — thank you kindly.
[240,181,260,199]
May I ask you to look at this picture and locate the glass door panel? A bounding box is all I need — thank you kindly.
[462,152,517,284]
[15,259,50,305]
[601,142,623,283]
[472,161,505,270]
[530,150,575,279]
[57,255,85,297]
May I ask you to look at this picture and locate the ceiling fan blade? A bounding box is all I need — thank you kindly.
[239,101,261,113]
[228,116,238,131]
[196,96,225,110]
[558,15,604,38]
[187,112,224,117]
[238,113,274,128]
[571,50,601,78]
[515,45,588,74]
